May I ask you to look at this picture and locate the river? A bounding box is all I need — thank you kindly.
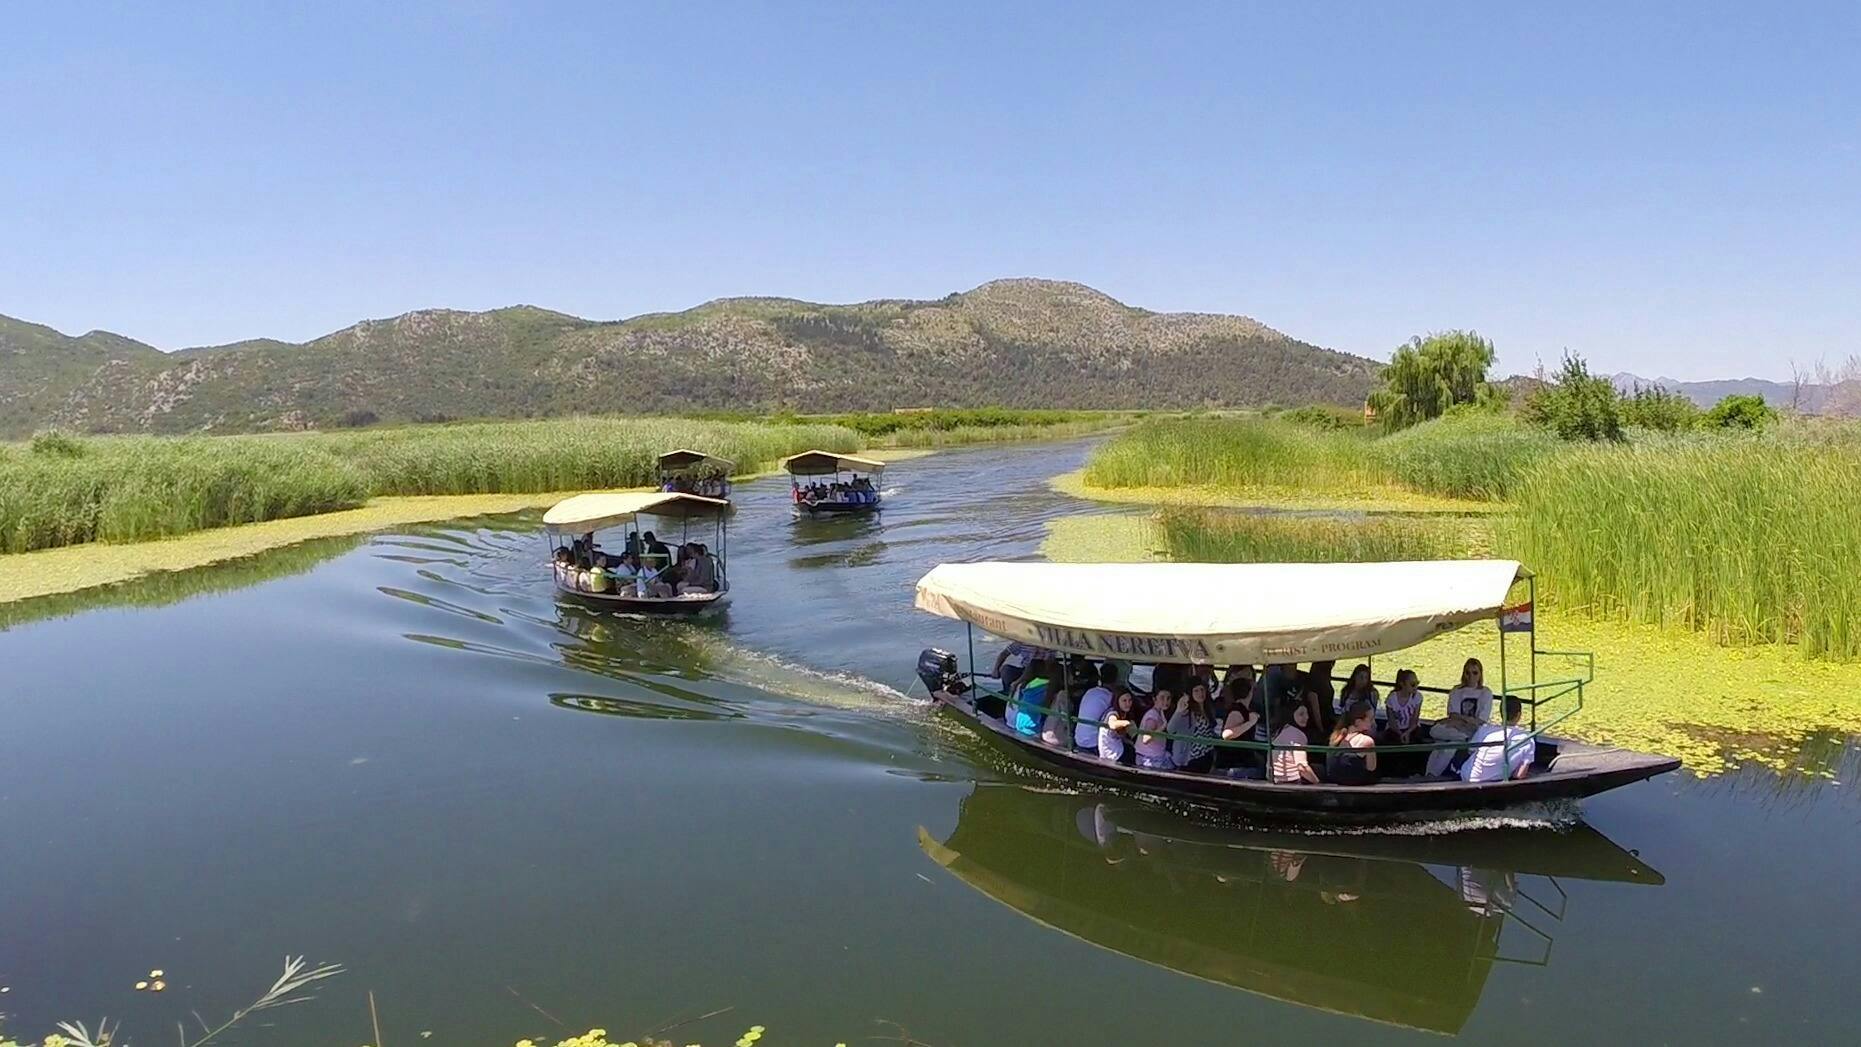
[3,439,1858,1045]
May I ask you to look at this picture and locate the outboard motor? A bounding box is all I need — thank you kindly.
[916,648,961,696]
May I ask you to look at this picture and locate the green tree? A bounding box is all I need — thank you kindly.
[1620,383,1700,432]
[1702,393,1778,429]
[1367,331,1498,431]
[1523,352,1624,441]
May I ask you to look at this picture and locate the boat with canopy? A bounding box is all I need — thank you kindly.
[781,450,885,516]
[921,785,1664,1035]
[655,449,735,500]
[544,491,730,613]
[911,559,1680,818]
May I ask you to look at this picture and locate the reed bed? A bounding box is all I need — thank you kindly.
[1158,507,1489,563]
[1502,433,1861,659]
[0,418,860,552]
[1084,416,1383,492]
[1371,413,1560,500]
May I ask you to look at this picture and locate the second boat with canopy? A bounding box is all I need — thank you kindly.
[911,559,1680,818]
[781,450,885,516]
[544,491,730,613]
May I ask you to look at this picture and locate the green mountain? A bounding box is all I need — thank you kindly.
[1,279,1379,436]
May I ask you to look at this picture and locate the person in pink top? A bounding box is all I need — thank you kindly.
[1135,689,1174,770]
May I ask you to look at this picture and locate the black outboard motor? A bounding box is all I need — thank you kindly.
[916,648,962,696]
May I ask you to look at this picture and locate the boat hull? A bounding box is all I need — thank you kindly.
[930,688,1680,820]
[796,500,881,516]
[555,583,728,615]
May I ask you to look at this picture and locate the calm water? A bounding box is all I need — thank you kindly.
[3,440,1859,1045]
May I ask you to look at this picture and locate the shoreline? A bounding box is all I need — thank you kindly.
[1047,469,1502,515]
[0,490,594,605]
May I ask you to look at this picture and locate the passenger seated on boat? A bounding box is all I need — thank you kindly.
[1098,688,1139,766]
[610,552,641,584]
[993,641,1036,694]
[1305,660,1338,731]
[1008,659,1054,738]
[1218,692,1260,772]
[1382,668,1423,746]
[1167,681,1218,774]
[641,531,671,568]
[1259,662,1298,723]
[679,543,718,594]
[588,554,613,593]
[1135,689,1174,770]
[1073,663,1114,752]
[1269,702,1321,784]
[1217,664,1256,718]
[1338,664,1378,720]
[1425,693,1489,776]
[1458,696,1535,782]
[1327,700,1379,785]
[1039,677,1074,749]
[1448,658,1495,723]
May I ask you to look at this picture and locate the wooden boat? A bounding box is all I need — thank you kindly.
[544,491,730,614]
[911,559,1681,820]
[781,450,885,516]
[655,449,735,501]
[920,784,1664,1035]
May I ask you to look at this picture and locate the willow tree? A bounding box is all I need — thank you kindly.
[1367,330,1498,430]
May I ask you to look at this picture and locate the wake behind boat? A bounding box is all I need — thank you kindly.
[910,559,1680,820]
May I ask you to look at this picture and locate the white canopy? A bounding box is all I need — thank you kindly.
[543,491,729,534]
[914,560,1526,663]
[656,449,736,472]
[781,449,886,475]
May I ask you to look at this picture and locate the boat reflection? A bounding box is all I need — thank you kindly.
[920,785,1664,1035]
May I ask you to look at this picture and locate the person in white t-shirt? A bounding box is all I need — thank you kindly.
[1459,696,1535,783]
[1446,657,1495,723]
[1073,663,1117,750]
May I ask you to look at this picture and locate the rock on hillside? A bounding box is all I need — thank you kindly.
[1,281,1380,435]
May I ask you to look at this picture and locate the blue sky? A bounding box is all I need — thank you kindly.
[3,2,1856,379]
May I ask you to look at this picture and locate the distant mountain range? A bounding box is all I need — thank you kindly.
[0,279,1382,436]
[1610,372,1861,415]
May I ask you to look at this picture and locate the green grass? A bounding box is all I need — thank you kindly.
[1157,507,1491,562]
[0,418,861,553]
[1371,411,1561,500]
[1503,429,1861,659]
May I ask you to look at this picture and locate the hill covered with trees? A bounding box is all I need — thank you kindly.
[0,279,1378,436]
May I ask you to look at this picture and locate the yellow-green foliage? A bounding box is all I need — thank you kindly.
[1372,412,1560,500]
[1158,507,1490,562]
[510,1025,809,1047]
[0,418,860,552]
[1081,414,1555,504]
[1504,430,1861,659]
[1084,416,1381,491]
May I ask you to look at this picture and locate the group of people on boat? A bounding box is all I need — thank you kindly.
[795,477,878,506]
[553,531,721,597]
[986,646,1536,787]
[660,473,728,498]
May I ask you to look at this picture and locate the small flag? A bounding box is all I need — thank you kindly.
[1500,601,1534,633]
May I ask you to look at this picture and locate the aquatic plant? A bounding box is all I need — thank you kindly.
[0,955,341,1047]
[1502,430,1861,658]
[1370,412,1561,500]
[0,417,860,553]
[1157,508,1488,563]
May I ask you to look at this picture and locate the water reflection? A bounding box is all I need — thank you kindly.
[922,785,1664,1035]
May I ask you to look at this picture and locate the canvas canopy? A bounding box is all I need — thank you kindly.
[656,449,736,472]
[543,491,729,534]
[781,450,886,476]
[914,560,1526,663]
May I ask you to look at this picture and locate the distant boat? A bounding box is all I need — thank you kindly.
[544,491,731,614]
[781,450,886,516]
[911,559,1680,820]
